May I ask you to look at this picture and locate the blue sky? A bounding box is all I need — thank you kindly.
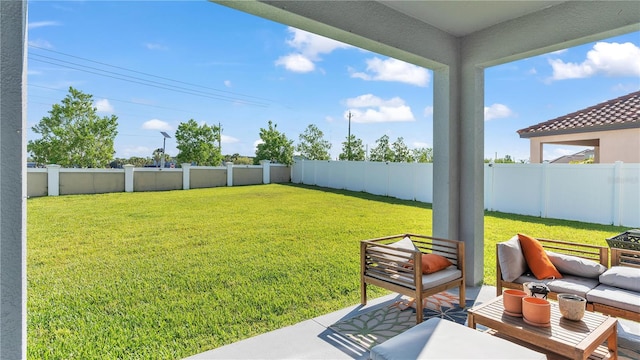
[27,1,640,163]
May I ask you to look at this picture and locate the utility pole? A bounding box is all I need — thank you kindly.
[218,122,222,154]
[347,111,352,161]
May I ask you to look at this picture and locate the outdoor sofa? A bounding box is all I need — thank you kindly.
[360,233,465,324]
[497,234,640,322]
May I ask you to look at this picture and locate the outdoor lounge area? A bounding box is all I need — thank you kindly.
[187,285,640,360]
[189,233,640,360]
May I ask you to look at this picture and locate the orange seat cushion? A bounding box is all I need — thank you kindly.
[518,233,562,280]
[419,254,453,274]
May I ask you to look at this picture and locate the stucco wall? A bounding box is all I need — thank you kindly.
[27,170,47,198]
[233,167,262,186]
[60,171,125,195]
[134,170,183,192]
[270,166,290,183]
[529,128,640,163]
[190,168,227,188]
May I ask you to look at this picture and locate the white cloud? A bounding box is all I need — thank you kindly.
[345,94,404,108]
[94,99,114,113]
[285,27,351,60]
[224,80,232,88]
[276,27,351,73]
[344,94,415,123]
[142,119,172,131]
[325,116,335,123]
[413,141,431,148]
[423,106,433,118]
[221,134,239,144]
[145,42,168,51]
[275,53,315,73]
[350,57,430,87]
[28,21,61,30]
[550,49,568,55]
[28,39,53,49]
[484,103,514,121]
[253,139,264,149]
[549,42,640,80]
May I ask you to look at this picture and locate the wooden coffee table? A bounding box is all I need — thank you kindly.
[468,296,617,360]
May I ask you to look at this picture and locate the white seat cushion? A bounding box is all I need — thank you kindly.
[370,317,546,360]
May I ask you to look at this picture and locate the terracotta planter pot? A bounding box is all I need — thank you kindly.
[522,297,551,325]
[503,289,527,315]
[558,293,586,321]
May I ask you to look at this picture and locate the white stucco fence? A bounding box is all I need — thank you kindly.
[292,160,640,228]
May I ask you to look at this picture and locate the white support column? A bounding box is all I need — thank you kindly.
[261,160,271,184]
[226,162,233,186]
[0,1,27,358]
[612,161,623,226]
[182,163,191,190]
[47,164,61,196]
[124,165,134,192]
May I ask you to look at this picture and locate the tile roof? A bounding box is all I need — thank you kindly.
[517,91,640,138]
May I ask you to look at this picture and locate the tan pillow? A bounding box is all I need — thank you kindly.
[498,236,527,282]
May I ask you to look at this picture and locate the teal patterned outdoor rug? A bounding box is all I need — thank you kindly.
[329,291,473,350]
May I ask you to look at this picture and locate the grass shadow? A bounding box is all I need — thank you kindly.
[485,210,628,232]
[280,183,433,210]
[282,183,628,233]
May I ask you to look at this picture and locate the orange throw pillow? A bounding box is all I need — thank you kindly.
[518,233,563,280]
[420,254,452,274]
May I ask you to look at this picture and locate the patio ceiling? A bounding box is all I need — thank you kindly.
[214,1,639,69]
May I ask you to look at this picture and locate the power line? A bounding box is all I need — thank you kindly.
[30,56,270,108]
[28,44,277,104]
[28,84,218,117]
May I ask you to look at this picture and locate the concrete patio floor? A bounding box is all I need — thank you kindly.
[185,285,639,360]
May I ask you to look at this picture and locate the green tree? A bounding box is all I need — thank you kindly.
[175,119,222,166]
[125,156,152,167]
[296,124,331,160]
[338,135,366,161]
[391,137,413,162]
[223,153,253,165]
[369,135,394,162]
[412,147,433,163]
[254,120,294,165]
[485,155,516,163]
[27,87,118,167]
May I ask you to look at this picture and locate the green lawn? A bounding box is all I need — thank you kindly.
[27,184,627,359]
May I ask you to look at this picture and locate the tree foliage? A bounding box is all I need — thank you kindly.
[338,134,366,161]
[254,121,294,165]
[484,155,516,163]
[175,119,222,166]
[391,137,413,162]
[27,87,118,168]
[296,124,331,160]
[223,153,253,165]
[412,147,434,163]
[369,135,394,162]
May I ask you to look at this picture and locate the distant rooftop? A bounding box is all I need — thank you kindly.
[518,91,640,138]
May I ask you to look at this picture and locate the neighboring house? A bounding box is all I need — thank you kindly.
[518,91,640,163]
[550,149,594,164]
